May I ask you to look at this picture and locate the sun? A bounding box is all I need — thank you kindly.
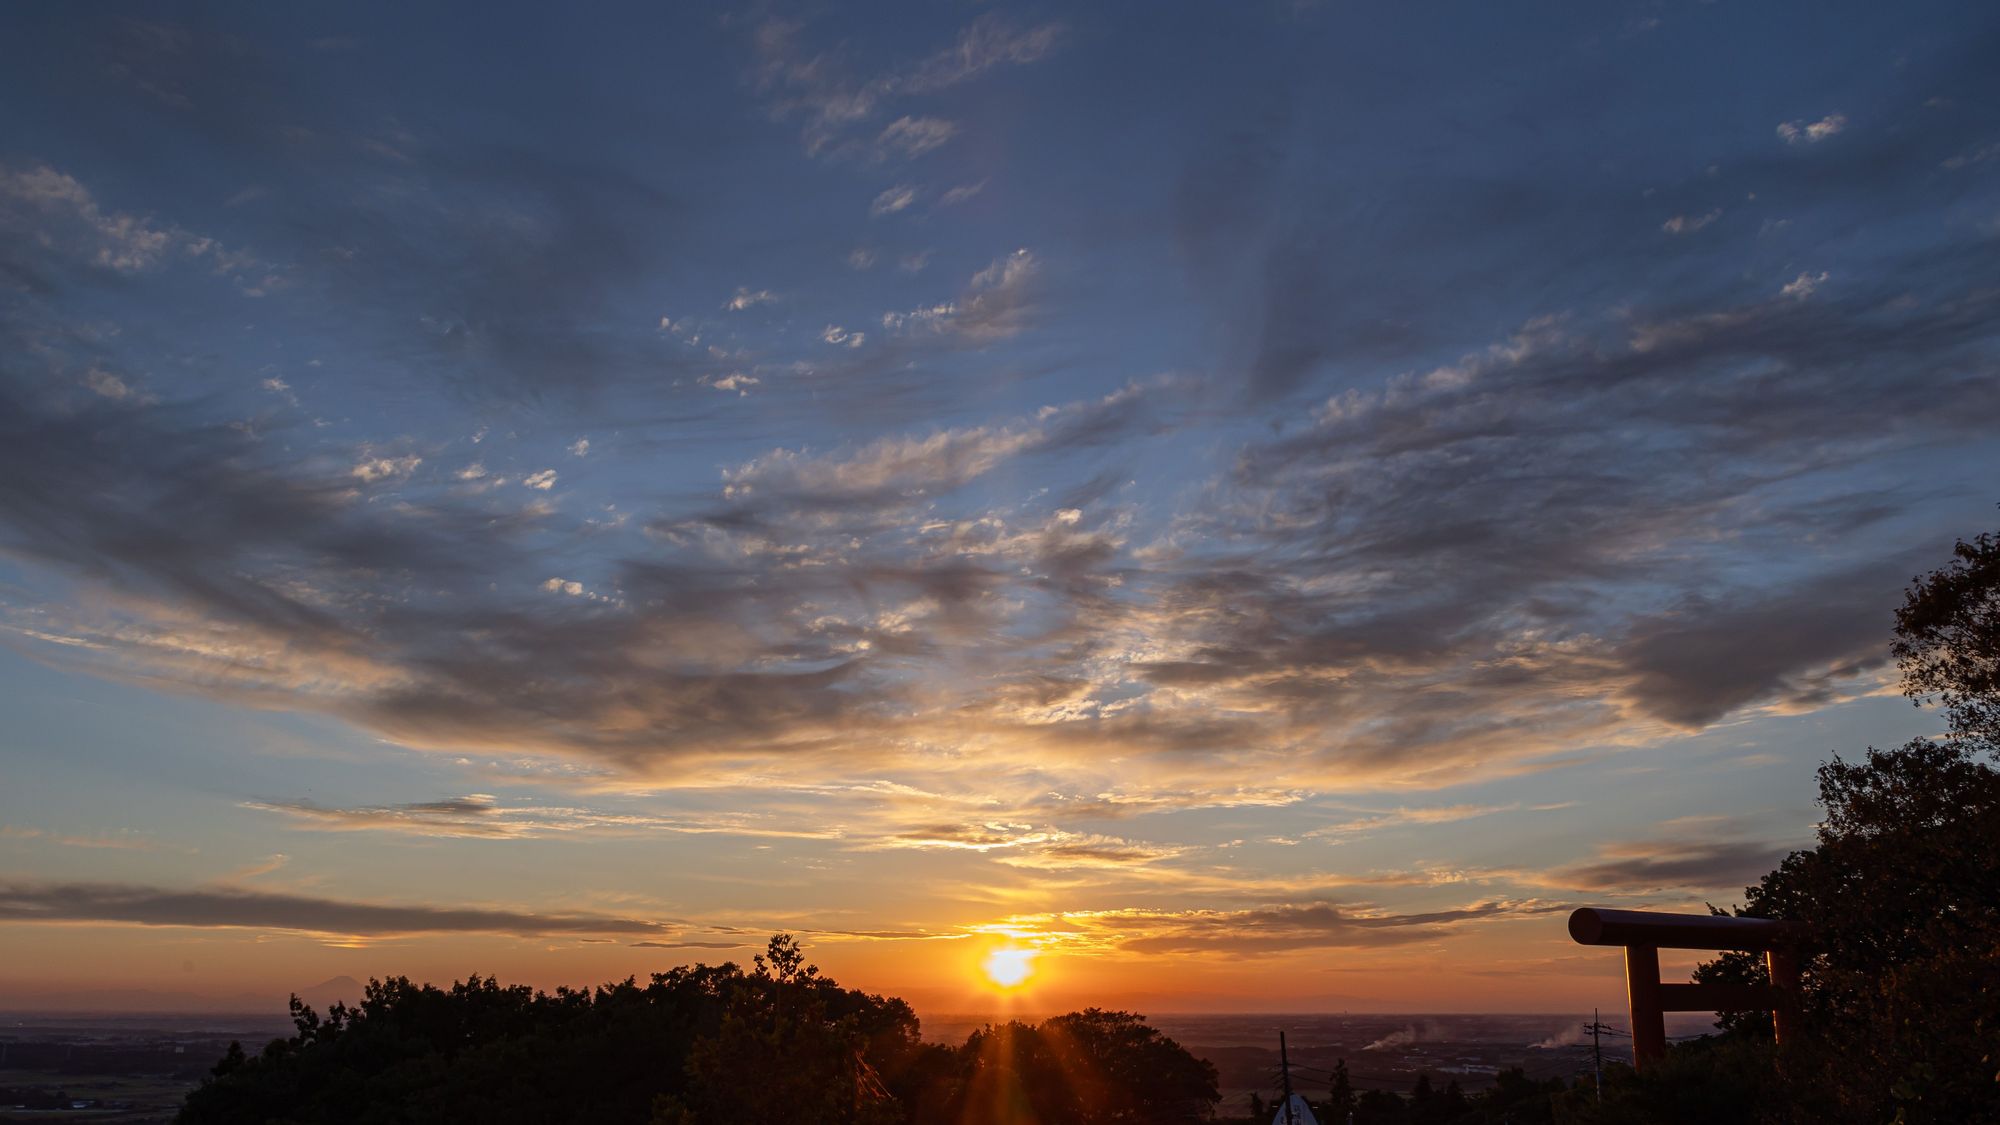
[981,946,1037,989]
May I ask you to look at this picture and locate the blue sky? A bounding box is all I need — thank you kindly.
[1,0,1997,1013]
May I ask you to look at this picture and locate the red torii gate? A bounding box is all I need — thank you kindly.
[1568,907,1808,1069]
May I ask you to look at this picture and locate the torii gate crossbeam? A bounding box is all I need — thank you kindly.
[1568,907,1807,1069]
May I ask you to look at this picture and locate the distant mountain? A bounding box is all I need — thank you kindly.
[297,975,364,1010]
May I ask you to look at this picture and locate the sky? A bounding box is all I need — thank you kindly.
[1,0,1998,1019]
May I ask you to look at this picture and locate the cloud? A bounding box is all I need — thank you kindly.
[0,879,668,936]
[243,795,841,841]
[1614,560,1911,727]
[1777,114,1846,145]
[223,854,290,881]
[211,116,706,403]
[1146,265,2000,782]
[872,822,1186,869]
[2,38,1997,817]
[84,368,144,402]
[1545,821,1797,893]
[522,469,558,490]
[1307,804,1543,841]
[0,826,170,852]
[876,116,957,158]
[725,287,777,311]
[881,250,1040,340]
[996,899,1561,957]
[939,181,987,206]
[351,454,422,483]
[699,373,760,395]
[905,15,1065,92]
[0,163,258,277]
[1779,270,1827,299]
[880,303,955,332]
[752,15,1063,157]
[1941,142,2000,170]
[1,225,1989,806]
[710,381,1145,519]
[718,425,1041,516]
[870,184,919,216]
[1661,209,1720,234]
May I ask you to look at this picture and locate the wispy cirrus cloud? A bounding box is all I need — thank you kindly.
[1543,818,1800,894]
[881,249,1040,340]
[0,880,669,937]
[0,826,176,852]
[872,822,1187,870]
[752,13,1063,158]
[987,899,1565,957]
[0,162,262,277]
[875,115,957,158]
[243,795,842,841]
[1307,803,1571,841]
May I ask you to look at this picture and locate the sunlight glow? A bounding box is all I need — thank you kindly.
[981,946,1037,989]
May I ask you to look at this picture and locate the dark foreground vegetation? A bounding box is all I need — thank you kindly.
[177,935,1219,1124]
[182,521,2000,1124]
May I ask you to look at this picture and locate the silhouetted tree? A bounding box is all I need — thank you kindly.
[657,935,910,1124]
[179,936,1216,1124]
[1893,525,2000,749]
[1409,1073,1434,1122]
[950,1008,1218,1124]
[1354,1086,1407,1125]
[1326,1057,1355,1121]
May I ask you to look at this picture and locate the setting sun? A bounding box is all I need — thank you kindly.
[981,947,1037,989]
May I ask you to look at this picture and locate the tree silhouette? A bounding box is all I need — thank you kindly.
[179,936,1218,1125]
[1326,1057,1355,1120]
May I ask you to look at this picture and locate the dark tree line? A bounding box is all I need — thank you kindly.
[178,935,1217,1124]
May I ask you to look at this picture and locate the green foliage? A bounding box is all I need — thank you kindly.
[179,936,1217,1125]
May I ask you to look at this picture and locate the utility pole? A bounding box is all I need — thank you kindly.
[1591,1008,1603,1100]
[1279,1030,1297,1125]
[1581,1008,1631,1102]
